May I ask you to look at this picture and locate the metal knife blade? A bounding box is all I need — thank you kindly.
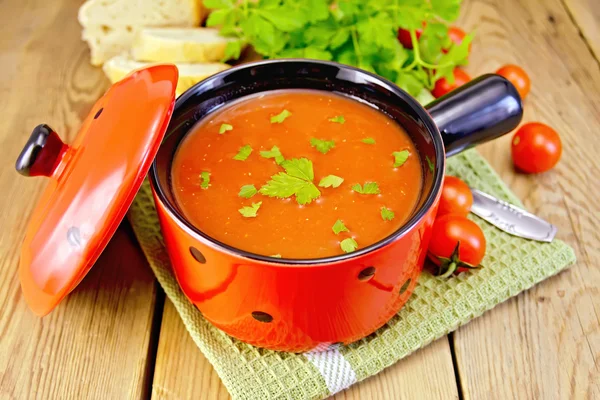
[470,188,557,242]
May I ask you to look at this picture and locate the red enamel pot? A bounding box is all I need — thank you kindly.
[16,60,522,353]
[150,60,522,352]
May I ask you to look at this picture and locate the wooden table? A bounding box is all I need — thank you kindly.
[1,0,598,398]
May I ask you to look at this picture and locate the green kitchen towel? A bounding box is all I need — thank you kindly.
[128,149,576,400]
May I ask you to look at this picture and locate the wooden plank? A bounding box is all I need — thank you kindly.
[151,299,458,399]
[563,0,600,61]
[151,300,231,400]
[0,0,159,398]
[331,338,459,400]
[454,0,600,398]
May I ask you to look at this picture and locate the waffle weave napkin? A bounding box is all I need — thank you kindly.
[128,149,576,400]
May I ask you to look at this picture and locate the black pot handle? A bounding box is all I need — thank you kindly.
[425,74,523,157]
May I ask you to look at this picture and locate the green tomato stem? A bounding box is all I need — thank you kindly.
[439,262,457,278]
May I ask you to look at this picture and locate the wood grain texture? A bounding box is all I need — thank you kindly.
[331,338,459,400]
[151,300,231,400]
[151,298,458,400]
[455,0,600,398]
[2,0,600,399]
[563,0,600,61]
[0,0,159,399]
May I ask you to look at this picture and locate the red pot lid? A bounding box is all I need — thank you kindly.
[16,64,178,316]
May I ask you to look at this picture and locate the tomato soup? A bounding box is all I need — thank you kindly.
[171,90,423,258]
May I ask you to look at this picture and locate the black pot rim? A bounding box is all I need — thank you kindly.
[150,59,446,265]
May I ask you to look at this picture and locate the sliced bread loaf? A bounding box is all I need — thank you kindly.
[78,0,207,66]
[132,27,237,63]
[103,54,230,96]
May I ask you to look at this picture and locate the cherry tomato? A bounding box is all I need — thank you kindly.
[428,215,486,277]
[496,64,531,99]
[432,68,471,98]
[448,27,466,46]
[442,27,471,54]
[511,122,562,173]
[397,22,426,49]
[438,176,473,217]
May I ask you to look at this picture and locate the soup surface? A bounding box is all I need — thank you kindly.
[171,90,423,258]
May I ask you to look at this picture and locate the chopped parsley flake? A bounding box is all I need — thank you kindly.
[238,184,257,199]
[270,109,292,123]
[318,175,344,188]
[332,219,349,235]
[219,123,233,134]
[329,115,345,124]
[362,137,376,144]
[238,201,262,218]
[340,238,358,253]
[426,156,435,172]
[259,158,321,205]
[200,171,210,189]
[233,144,253,161]
[260,145,285,165]
[381,207,395,221]
[352,182,380,195]
[310,138,335,154]
[393,150,410,168]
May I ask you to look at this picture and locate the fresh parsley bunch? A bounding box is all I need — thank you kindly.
[205,0,472,101]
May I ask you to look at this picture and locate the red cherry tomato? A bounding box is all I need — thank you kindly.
[432,68,471,98]
[428,215,486,277]
[438,176,473,217]
[442,27,470,54]
[496,64,531,99]
[397,22,426,49]
[511,122,562,173]
[448,27,466,46]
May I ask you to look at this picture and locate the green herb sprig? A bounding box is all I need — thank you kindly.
[205,0,472,100]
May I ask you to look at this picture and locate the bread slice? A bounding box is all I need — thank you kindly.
[132,27,237,63]
[78,0,207,66]
[103,54,231,96]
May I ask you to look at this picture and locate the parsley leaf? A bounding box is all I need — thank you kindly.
[362,137,376,144]
[270,109,292,123]
[352,182,380,195]
[381,207,395,221]
[260,145,285,165]
[393,150,410,168]
[238,184,257,198]
[310,138,335,154]
[259,158,321,205]
[281,158,314,181]
[233,145,253,161]
[340,238,358,253]
[260,173,308,198]
[332,219,349,235]
[295,183,321,205]
[219,123,233,134]
[318,175,344,188]
[222,40,243,61]
[329,115,345,124]
[238,201,262,218]
[200,171,210,189]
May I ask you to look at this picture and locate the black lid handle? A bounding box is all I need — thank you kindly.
[426,74,523,157]
[16,124,68,177]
